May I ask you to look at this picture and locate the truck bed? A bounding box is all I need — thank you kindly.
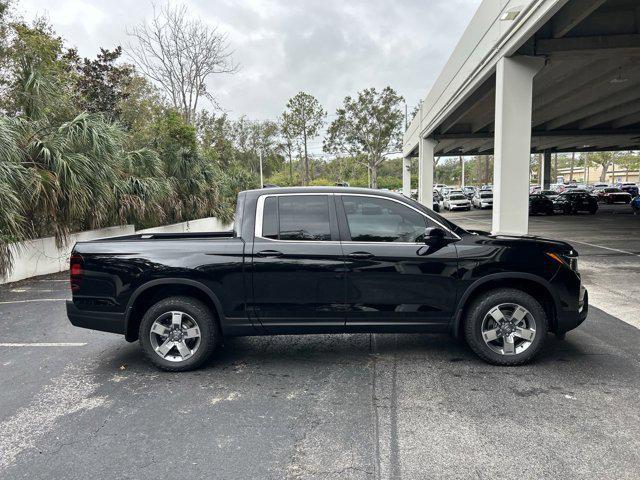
[85,230,236,242]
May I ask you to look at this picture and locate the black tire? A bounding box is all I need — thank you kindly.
[546,208,554,216]
[463,288,548,366]
[589,207,597,215]
[139,296,218,372]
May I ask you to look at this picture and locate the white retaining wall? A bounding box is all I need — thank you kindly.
[2,217,232,284]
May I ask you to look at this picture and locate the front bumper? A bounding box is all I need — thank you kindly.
[449,204,470,210]
[66,300,126,335]
[555,285,588,334]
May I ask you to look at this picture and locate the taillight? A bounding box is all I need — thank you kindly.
[70,254,83,291]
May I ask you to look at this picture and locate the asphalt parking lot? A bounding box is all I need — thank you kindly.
[1,205,639,480]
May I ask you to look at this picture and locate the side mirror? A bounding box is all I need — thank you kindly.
[424,227,445,244]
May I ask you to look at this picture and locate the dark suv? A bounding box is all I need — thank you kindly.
[67,187,588,371]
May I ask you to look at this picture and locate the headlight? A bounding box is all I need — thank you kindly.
[546,252,578,272]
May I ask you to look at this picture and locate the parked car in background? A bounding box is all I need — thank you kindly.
[616,182,639,197]
[529,185,540,194]
[436,185,451,196]
[443,193,471,211]
[539,189,559,201]
[553,191,598,214]
[433,190,443,212]
[446,189,464,197]
[67,186,588,369]
[472,191,493,209]
[588,183,609,192]
[595,187,632,204]
[529,194,554,216]
[556,183,587,194]
[632,195,640,215]
[462,186,476,199]
[480,184,492,191]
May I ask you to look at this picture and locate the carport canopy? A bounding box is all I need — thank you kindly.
[403,0,640,235]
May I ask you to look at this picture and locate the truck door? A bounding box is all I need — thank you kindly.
[250,193,347,333]
[337,194,459,332]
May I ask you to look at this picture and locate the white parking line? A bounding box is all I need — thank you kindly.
[563,239,640,258]
[459,216,491,224]
[0,342,87,347]
[0,298,68,305]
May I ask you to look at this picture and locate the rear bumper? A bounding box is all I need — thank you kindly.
[66,300,125,335]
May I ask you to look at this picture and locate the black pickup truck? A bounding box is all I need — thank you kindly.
[67,187,588,371]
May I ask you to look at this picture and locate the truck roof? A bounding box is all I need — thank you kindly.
[243,186,409,200]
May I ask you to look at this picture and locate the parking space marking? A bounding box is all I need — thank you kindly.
[0,343,87,347]
[0,363,105,470]
[459,216,491,224]
[563,239,640,258]
[0,298,68,305]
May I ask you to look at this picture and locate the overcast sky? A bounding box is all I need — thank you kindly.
[18,0,481,153]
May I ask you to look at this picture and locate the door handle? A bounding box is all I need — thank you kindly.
[256,250,284,258]
[347,252,374,259]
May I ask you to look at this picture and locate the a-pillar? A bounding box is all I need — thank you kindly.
[402,157,411,197]
[492,55,545,235]
[418,137,437,209]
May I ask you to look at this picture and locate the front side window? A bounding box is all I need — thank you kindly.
[341,196,429,243]
[261,195,331,241]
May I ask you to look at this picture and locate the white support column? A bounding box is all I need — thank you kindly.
[402,157,411,197]
[492,56,545,236]
[418,138,437,208]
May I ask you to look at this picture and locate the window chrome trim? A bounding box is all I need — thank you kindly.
[336,193,461,241]
[254,192,461,243]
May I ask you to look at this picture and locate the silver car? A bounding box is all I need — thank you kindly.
[444,193,471,211]
[472,191,493,209]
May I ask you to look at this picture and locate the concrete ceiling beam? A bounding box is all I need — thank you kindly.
[544,85,640,130]
[552,0,608,38]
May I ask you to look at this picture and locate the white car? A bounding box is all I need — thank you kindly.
[472,191,493,209]
[444,193,471,211]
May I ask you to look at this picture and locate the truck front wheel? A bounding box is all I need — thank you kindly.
[139,296,218,371]
[463,288,548,366]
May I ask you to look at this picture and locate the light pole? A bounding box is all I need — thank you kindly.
[259,151,264,188]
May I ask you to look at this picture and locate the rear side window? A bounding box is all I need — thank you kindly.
[341,195,429,243]
[262,197,279,239]
[261,195,331,241]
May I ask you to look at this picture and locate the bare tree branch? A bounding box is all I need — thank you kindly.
[126,4,238,123]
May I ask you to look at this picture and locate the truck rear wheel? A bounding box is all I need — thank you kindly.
[139,296,218,371]
[463,288,548,366]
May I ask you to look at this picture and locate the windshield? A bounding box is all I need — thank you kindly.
[449,195,466,200]
[480,193,492,198]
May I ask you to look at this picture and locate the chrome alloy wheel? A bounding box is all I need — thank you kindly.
[481,303,537,356]
[149,311,201,362]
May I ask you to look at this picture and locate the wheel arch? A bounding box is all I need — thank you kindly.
[124,278,224,342]
[452,273,559,337]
